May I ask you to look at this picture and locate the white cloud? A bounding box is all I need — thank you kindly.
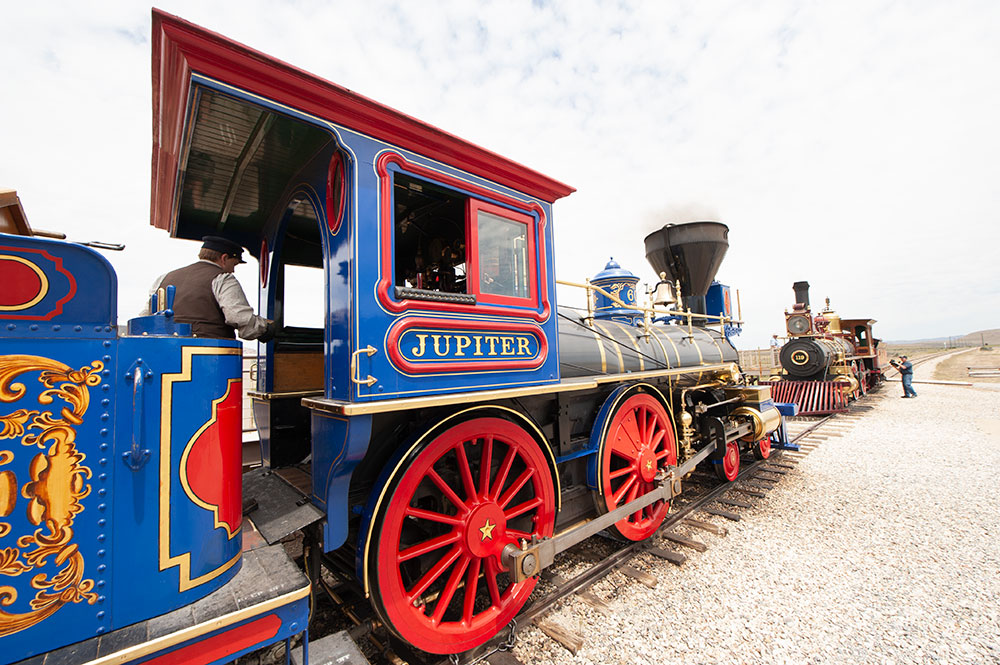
[2,0,998,347]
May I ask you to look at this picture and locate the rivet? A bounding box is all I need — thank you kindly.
[98,488,106,497]
[105,326,113,333]
[97,549,106,557]
[99,458,107,466]
[100,428,109,436]
[101,369,110,377]
[97,534,106,542]
[97,580,106,588]
[75,325,83,332]
[96,610,105,619]
[98,503,107,511]
[97,564,106,573]
[291,622,298,631]
[99,473,107,481]
[103,340,111,347]
[53,324,61,331]
[97,519,106,527]
[99,443,109,451]
[96,626,106,634]
[94,326,102,333]
[101,398,110,407]
[30,324,39,331]
[103,355,111,362]
[101,413,109,421]
[98,595,106,604]
[6,324,14,331]
[101,384,110,392]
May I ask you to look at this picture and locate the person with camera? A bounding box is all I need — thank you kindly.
[890,355,917,398]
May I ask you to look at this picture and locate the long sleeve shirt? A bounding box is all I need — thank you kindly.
[139,260,271,340]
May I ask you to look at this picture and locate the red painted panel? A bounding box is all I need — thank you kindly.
[183,381,243,535]
[0,245,77,320]
[0,256,44,308]
[145,614,281,665]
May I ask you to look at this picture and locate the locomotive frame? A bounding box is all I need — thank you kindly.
[1,10,784,663]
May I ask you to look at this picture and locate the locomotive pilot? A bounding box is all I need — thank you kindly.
[140,235,277,341]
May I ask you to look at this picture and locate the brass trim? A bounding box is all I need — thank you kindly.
[611,321,644,371]
[85,585,311,665]
[590,326,608,374]
[593,321,624,372]
[647,327,671,369]
[304,380,598,416]
[590,363,733,385]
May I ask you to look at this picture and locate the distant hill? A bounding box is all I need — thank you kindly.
[886,328,1000,347]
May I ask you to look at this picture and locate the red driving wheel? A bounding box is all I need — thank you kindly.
[596,392,677,541]
[751,436,771,460]
[714,440,740,481]
[370,417,555,654]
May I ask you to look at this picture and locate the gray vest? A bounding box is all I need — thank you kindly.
[161,261,234,339]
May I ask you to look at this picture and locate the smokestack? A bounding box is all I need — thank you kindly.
[644,221,729,316]
[793,281,810,308]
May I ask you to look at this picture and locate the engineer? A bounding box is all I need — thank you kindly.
[140,235,277,341]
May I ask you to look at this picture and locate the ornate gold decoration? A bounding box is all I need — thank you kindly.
[0,354,102,637]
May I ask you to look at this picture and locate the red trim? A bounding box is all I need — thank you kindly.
[145,614,282,665]
[326,153,346,235]
[150,10,574,233]
[0,245,77,321]
[375,151,550,322]
[467,199,537,307]
[260,238,269,287]
[386,317,548,374]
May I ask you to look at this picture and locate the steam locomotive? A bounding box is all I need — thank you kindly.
[0,11,783,663]
[764,281,887,415]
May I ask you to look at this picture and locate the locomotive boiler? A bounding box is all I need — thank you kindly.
[0,10,784,663]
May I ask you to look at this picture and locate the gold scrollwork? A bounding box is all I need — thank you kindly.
[0,354,101,637]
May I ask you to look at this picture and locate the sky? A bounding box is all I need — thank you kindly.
[2,1,998,347]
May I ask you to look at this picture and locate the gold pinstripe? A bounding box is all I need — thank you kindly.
[590,326,608,374]
[647,327,671,368]
[593,321,624,372]
[611,321,645,371]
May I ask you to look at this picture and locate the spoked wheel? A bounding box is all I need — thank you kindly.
[713,440,740,481]
[369,416,556,654]
[751,436,771,460]
[595,392,677,541]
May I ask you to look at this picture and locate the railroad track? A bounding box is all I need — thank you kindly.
[318,394,879,665]
[306,375,911,665]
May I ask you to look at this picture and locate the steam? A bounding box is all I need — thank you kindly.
[642,203,723,234]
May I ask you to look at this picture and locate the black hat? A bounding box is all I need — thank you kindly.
[201,236,246,263]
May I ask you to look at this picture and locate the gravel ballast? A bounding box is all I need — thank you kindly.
[511,360,1000,665]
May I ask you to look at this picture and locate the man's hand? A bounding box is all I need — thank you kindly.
[258,320,278,342]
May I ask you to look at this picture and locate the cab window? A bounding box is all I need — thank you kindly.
[393,173,537,307]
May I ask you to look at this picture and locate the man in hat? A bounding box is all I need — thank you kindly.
[890,355,917,398]
[140,235,276,341]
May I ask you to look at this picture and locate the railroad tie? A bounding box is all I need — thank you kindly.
[681,517,729,536]
[537,620,584,655]
[646,546,687,565]
[620,565,658,588]
[702,507,741,521]
[661,531,708,552]
[717,497,753,508]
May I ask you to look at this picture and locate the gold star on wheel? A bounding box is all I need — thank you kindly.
[645,460,653,471]
[479,519,497,541]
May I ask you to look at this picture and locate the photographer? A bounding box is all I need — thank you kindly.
[890,355,917,398]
